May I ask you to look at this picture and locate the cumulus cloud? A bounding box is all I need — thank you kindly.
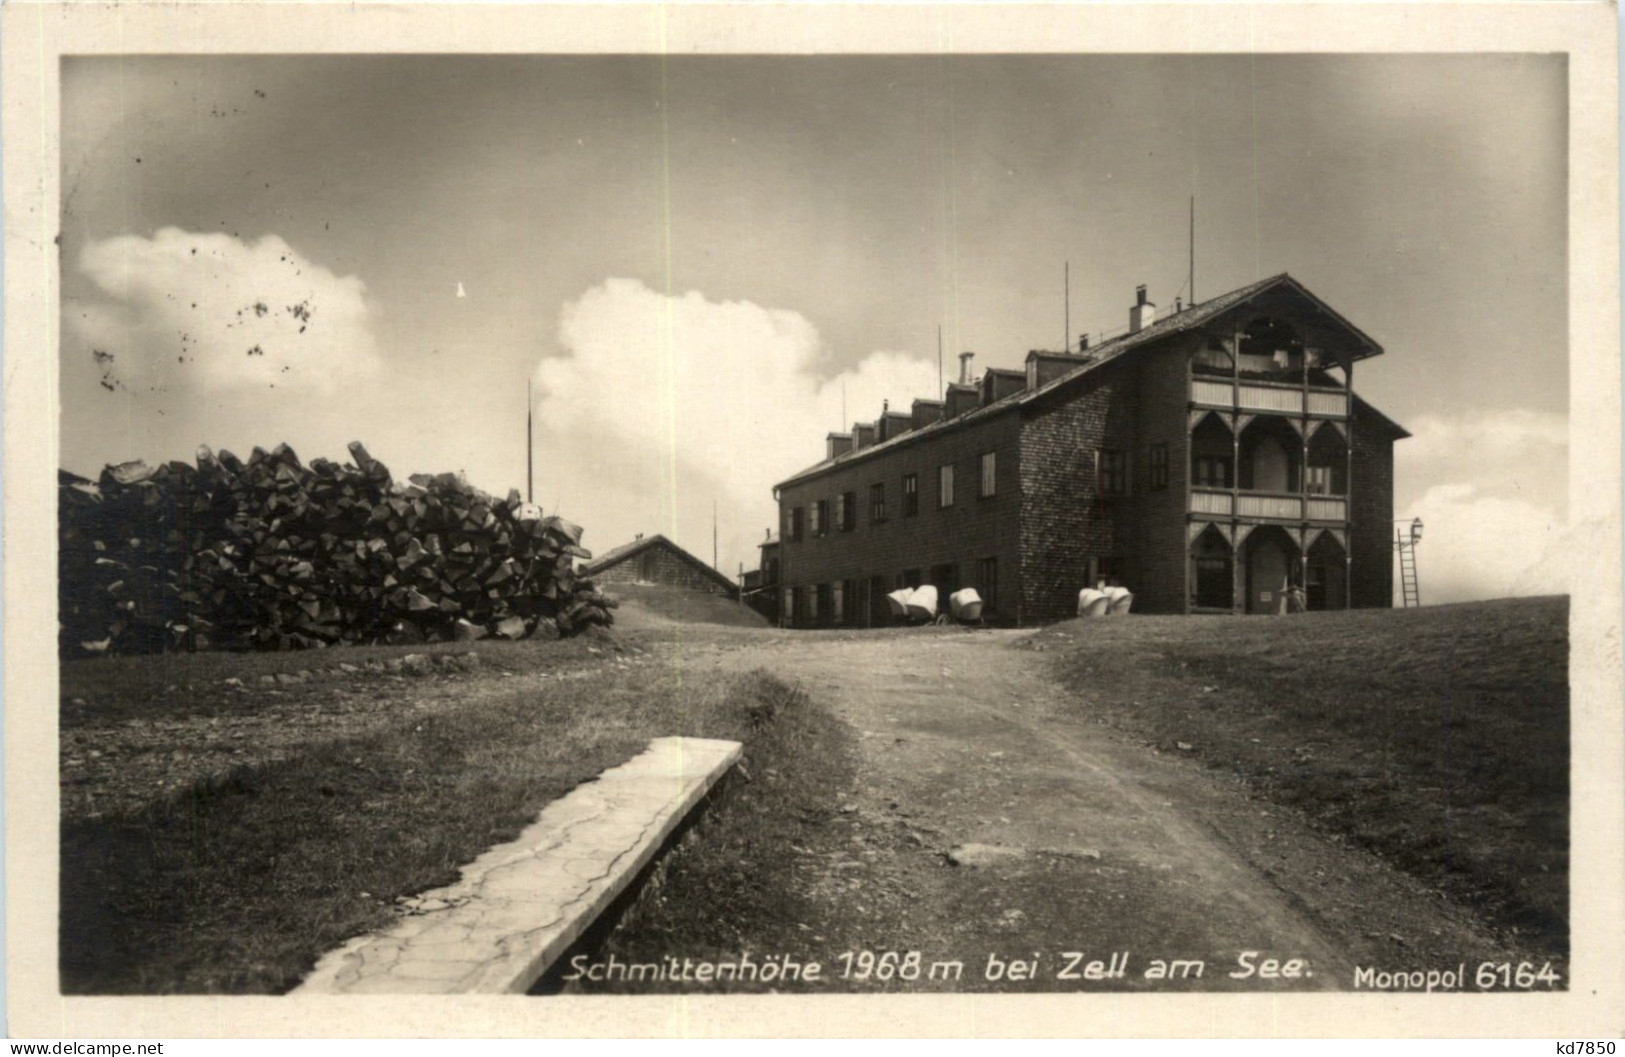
[67,227,381,396]
[1395,409,1568,604]
[534,278,940,574]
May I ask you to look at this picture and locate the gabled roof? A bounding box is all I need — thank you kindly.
[775,272,1391,490]
[580,533,737,592]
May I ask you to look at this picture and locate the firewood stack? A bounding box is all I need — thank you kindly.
[58,441,615,657]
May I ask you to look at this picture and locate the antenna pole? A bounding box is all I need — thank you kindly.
[1189,196,1196,304]
[713,498,719,570]
[937,325,944,399]
[526,375,534,505]
[1064,261,1070,351]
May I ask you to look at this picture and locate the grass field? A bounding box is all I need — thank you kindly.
[1030,596,1569,956]
[59,633,818,993]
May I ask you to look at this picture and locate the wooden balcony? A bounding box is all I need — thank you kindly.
[1190,378,1348,418]
[1188,490,1349,522]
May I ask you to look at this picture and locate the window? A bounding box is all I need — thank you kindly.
[1194,456,1232,489]
[787,506,805,542]
[902,473,919,516]
[1306,465,1331,495]
[782,587,794,623]
[978,557,998,613]
[1149,444,1169,491]
[832,581,845,625]
[902,568,923,590]
[811,499,828,536]
[839,491,856,532]
[1098,450,1127,496]
[870,483,887,523]
[938,464,956,508]
[803,586,818,625]
[979,452,997,498]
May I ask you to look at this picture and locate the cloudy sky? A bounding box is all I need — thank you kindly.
[60,54,1567,601]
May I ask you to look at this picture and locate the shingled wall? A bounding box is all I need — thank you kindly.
[591,542,732,596]
[1349,401,1399,608]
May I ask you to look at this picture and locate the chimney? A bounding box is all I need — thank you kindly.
[1078,334,1090,352]
[958,352,975,384]
[826,432,854,460]
[1130,285,1156,333]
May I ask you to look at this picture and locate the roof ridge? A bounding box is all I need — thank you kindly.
[774,270,1384,490]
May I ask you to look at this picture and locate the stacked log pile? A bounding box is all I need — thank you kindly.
[59,441,615,657]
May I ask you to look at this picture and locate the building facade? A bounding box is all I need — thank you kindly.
[771,274,1409,626]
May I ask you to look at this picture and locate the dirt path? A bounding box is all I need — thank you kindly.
[658,626,1508,991]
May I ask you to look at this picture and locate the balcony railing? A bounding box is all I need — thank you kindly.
[1189,489,1349,522]
[1239,385,1302,414]
[1191,379,1233,407]
[1190,379,1348,418]
[1306,390,1350,417]
[1190,489,1233,516]
[1307,496,1348,521]
[1236,492,1302,519]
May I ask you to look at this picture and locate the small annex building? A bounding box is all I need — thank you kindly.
[580,533,738,598]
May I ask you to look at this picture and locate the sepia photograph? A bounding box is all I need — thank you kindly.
[4,1,1621,1041]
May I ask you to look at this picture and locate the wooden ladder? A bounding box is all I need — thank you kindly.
[1397,536,1421,608]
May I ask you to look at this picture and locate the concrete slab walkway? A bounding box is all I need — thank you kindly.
[294,735,742,994]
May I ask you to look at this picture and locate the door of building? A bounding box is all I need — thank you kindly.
[1195,558,1232,609]
[1246,533,1290,614]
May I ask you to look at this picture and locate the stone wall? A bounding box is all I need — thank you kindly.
[1017,342,1195,621]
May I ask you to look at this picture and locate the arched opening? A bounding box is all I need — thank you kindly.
[1242,525,1300,615]
[1237,417,1302,493]
[1306,426,1349,496]
[1238,317,1305,377]
[1190,413,1235,489]
[1305,532,1348,611]
[1189,526,1234,611]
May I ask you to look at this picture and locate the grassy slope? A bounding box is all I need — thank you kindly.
[602,583,769,630]
[1029,597,1569,955]
[60,637,816,993]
